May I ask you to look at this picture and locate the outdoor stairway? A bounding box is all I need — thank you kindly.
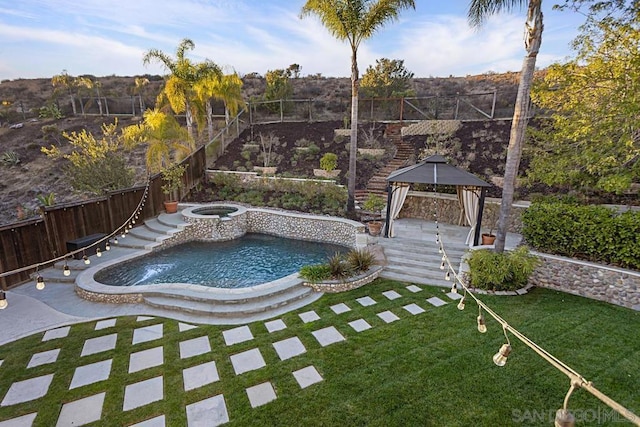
[356,122,415,206]
[376,219,470,287]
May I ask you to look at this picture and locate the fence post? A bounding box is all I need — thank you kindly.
[280,99,284,122]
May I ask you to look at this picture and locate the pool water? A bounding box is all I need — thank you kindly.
[95,234,346,289]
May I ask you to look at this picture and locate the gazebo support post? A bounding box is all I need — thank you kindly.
[384,183,393,238]
[473,187,486,246]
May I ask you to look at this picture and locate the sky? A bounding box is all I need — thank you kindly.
[0,1,587,80]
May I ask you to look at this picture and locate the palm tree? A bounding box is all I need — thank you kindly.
[301,0,416,213]
[194,72,245,142]
[143,39,222,141]
[468,0,543,252]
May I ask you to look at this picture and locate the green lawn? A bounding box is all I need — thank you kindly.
[0,279,638,426]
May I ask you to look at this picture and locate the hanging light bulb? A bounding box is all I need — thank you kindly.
[105,241,111,251]
[0,292,7,309]
[445,271,451,281]
[128,223,133,229]
[121,230,126,238]
[63,264,71,276]
[554,409,575,427]
[36,275,45,290]
[457,296,466,310]
[477,312,487,333]
[450,283,457,293]
[114,237,119,245]
[436,233,440,244]
[438,247,443,254]
[440,260,446,270]
[83,254,91,265]
[442,254,446,261]
[96,248,102,257]
[493,344,511,367]
[132,219,136,225]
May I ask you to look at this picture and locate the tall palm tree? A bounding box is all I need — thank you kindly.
[194,72,245,142]
[301,0,416,213]
[469,0,543,252]
[143,39,222,141]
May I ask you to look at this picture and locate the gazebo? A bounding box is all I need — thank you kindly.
[383,154,492,246]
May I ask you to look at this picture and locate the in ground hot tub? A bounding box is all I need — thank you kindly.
[182,204,247,241]
[191,205,238,217]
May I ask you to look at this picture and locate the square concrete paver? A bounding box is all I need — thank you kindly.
[298,310,320,323]
[179,336,211,359]
[382,290,402,300]
[27,348,60,368]
[264,319,286,333]
[348,319,372,332]
[293,366,323,389]
[136,316,154,322]
[426,297,447,307]
[123,376,163,411]
[246,382,276,408]
[95,319,116,331]
[70,359,112,389]
[403,303,426,315]
[56,392,105,427]
[183,361,219,391]
[1,374,53,406]
[129,346,163,373]
[406,285,422,293]
[186,395,229,427]
[223,325,253,346]
[377,311,400,323]
[132,324,163,345]
[356,296,376,306]
[42,326,70,342]
[81,333,118,357]
[0,413,37,426]
[446,291,463,300]
[330,303,351,314]
[272,337,306,361]
[130,415,165,427]
[178,322,198,332]
[230,348,266,375]
[312,326,346,347]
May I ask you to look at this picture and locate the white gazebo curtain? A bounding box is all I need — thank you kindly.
[386,183,410,237]
[462,186,481,246]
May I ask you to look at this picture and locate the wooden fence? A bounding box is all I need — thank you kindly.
[0,146,206,289]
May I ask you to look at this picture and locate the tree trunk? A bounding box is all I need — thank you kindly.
[495,1,542,253]
[347,48,359,213]
[185,99,195,140]
[68,93,77,116]
[207,100,214,143]
[138,94,145,114]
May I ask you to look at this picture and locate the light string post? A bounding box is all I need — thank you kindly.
[431,181,639,426]
[0,180,151,309]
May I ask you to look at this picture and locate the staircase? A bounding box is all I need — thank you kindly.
[376,219,470,287]
[356,122,414,207]
[41,210,323,324]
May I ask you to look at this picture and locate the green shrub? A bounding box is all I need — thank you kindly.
[38,103,63,119]
[320,152,338,171]
[299,264,331,283]
[346,249,375,273]
[1,151,20,166]
[467,246,540,291]
[522,201,640,269]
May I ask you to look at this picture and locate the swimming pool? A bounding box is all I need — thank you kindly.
[94,233,346,289]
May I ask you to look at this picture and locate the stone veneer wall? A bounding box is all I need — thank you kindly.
[399,191,527,233]
[304,266,384,293]
[529,254,640,310]
[158,204,365,250]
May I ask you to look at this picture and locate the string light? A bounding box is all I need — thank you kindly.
[82,253,91,265]
[477,309,487,333]
[105,241,111,251]
[114,237,119,245]
[0,291,7,309]
[63,263,71,276]
[493,344,512,367]
[121,230,126,238]
[457,295,466,311]
[96,248,102,257]
[445,270,451,281]
[36,274,45,291]
[440,260,446,270]
[449,282,457,293]
[555,383,578,427]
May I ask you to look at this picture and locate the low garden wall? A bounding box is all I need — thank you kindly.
[529,253,640,310]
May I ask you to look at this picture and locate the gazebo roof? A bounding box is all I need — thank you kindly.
[386,154,491,187]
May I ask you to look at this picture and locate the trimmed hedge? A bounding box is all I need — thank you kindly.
[522,201,640,270]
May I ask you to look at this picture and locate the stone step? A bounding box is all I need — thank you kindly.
[383,262,457,279]
[144,218,179,234]
[128,226,169,242]
[157,212,189,229]
[383,248,463,265]
[143,284,316,317]
[379,270,454,288]
[111,235,161,250]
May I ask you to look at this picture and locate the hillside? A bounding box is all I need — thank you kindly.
[0,72,524,226]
